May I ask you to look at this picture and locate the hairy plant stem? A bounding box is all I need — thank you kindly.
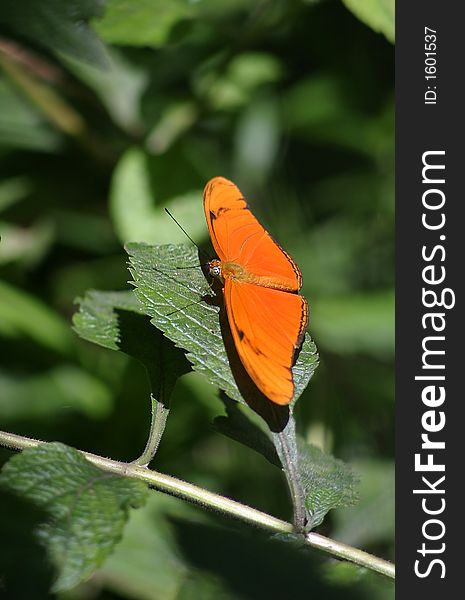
[132,395,169,466]
[0,429,395,580]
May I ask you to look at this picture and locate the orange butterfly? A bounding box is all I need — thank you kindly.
[203,177,308,405]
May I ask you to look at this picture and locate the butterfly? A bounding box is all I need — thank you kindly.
[203,177,308,405]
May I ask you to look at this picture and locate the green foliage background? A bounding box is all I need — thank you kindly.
[0,0,394,598]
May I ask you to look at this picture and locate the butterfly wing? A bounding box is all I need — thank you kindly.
[204,177,302,292]
[224,278,308,405]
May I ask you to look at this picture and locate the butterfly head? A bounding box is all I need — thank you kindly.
[207,259,222,281]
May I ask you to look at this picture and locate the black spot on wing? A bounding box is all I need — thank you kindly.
[209,207,233,221]
[236,329,265,356]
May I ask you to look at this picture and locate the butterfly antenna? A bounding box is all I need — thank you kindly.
[165,208,211,262]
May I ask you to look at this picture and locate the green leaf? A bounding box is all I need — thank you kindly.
[93,0,256,48]
[0,219,54,267]
[341,0,395,43]
[0,365,112,420]
[99,493,198,600]
[0,78,61,152]
[73,289,191,403]
[298,441,359,528]
[62,49,148,133]
[0,443,148,591]
[73,290,145,351]
[0,177,31,213]
[93,0,196,47]
[0,0,108,67]
[127,243,318,407]
[0,279,74,355]
[197,53,283,112]
[233,98,280,188]
[146,101,198,154]
[109,147,206,245]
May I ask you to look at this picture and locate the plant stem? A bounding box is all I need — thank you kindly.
[132,395,169,466]
[271,416,307,532]
[0,429,395,580]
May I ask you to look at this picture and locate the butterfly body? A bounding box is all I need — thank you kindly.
[209,259,301,292]
[204,177,308,405]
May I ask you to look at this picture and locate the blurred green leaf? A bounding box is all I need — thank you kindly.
[321,561,394,600]
[109,147,206,245]
[146,101,198,154]
[197,53,283,112]
[295,214,393,297]
[98,493,197,600]
[0,177,31,212]
[0,365,112,419]
[298,440,359,528]
[0,219,54,267]
[0,78,61,151]
[332,459,394,548]
[52,209,117,254]
[284,76,348,131]
[283,76,393,157]
[52,256,129,307]
[234,98,280,188]
[73,289,191,400]
[341,0,395,43]
[0,442,148,592]
[0,0,107,66]
[0,279,74,355]
[93,0,195,47]
[228,53,282,91]
[311,170,394,218]
[312,292,394,357]
[127,243,317,406]
[63,49,148,133]
[295,220,361,297]
[96,0,252,48]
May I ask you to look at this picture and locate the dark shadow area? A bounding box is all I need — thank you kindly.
[110,307,188,410]
[170,517,368,600]
[214,395,281,468]
[113,308,190,381]
[98,308,191,460]
[0,487,53,598]
[66,307,191,461]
